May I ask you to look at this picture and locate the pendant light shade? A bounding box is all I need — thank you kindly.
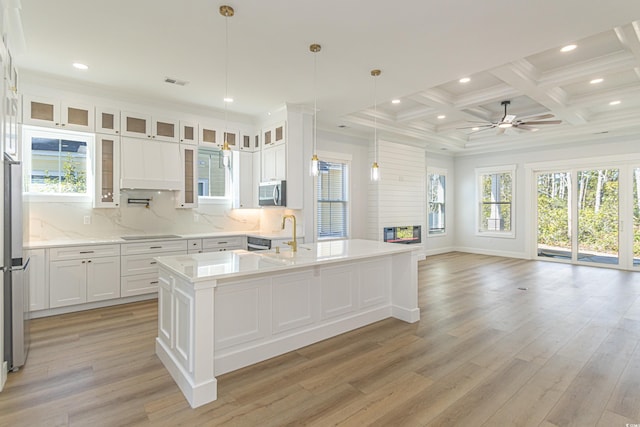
[309,43,321,177]
[370,69,381,182]
[220,5,234,168]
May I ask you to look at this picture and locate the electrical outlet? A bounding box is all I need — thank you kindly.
[83,215,91,225]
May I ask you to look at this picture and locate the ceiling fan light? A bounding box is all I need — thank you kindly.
[497,123,513,129]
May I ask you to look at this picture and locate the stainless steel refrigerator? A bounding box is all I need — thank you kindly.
[3,153,29,371]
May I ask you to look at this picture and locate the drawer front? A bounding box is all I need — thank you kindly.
[121,240,188,256]
[202,236,244,250]
[187,239,202,251]
[121,250,184,276]
[121,273,160,297]
[49,244,120,261]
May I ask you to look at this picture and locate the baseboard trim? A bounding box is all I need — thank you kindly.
[27,294,158,319]
[453,246,530,260]
[1,361,7,392]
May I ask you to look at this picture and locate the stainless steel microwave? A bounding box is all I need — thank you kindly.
[258,180,286,206]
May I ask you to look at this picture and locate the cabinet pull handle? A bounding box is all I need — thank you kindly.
[149,246,162,249]
[79,251,94,254]
[150,281,159,285]
[218,241,227,244]
[150,261,157,265]
[87,260,92,263]
[82,260,86,264]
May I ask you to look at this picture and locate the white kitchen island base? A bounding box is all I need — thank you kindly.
[155,240,423,408]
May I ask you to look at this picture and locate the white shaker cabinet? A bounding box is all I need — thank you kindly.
[261,144,286,181]
[22,95,95,132]
[95,106,121,135]
[176,144,198,208]
[49,244,121,308]
[120,138,182,190]
[94,135,121,208]
[26,249,48,312]
[121,111,179,142]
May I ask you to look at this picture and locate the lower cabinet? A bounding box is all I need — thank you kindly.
[120,240,188,296]
[49,255,121,308]
[26,248,48,312]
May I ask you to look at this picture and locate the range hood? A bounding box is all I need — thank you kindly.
[120,138,182,190]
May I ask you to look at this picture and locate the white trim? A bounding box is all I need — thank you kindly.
[426,167,447,238]
[314,153,351,242]
[475,164,516,239]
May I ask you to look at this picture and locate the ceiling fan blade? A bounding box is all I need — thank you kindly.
[496,127,507,135]
[519,120,562,125]
[514,125,538,131]
[522,113,554,121]
[457,124,494,130]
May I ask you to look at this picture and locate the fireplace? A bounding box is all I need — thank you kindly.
[383,225,422,244]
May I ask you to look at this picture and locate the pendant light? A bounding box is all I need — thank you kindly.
[370,69,381,181]
[220,5,234,168]
[309,43,321,176]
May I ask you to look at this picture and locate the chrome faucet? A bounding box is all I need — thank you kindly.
[281,214,297,252]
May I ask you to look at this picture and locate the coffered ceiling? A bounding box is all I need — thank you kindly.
[12,0,640,154]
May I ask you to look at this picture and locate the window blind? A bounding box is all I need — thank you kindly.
[316,160,348,239]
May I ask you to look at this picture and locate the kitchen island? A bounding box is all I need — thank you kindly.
[154,239,423,408]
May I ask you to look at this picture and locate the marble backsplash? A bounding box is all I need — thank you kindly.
[26,190,304,243]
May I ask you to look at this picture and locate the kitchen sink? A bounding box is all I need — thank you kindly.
[121,234,181,241]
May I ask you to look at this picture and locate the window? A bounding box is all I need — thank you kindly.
[23,126,93,198]
[427,168,446,235]
[476,165,515,237]
[197,146,230,199]
[316,159,349,240]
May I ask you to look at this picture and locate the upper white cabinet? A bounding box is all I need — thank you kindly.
[120,137,181,190]
[262,144,286,181]
[233,151,257,208]
[121,111,179,142]
[94,135,120,208]
[23,95,95,131]
[176,144,198,208]
[262,122,285,148]
[240,131,260,152]
[95,106,121,135]
[180,121,199,145]
[200,120,239,150]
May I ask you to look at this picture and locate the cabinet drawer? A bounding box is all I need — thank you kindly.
[121,240,188,256]
[202,236,244,250]
[121,273,160,297]
[49,244,120,261]
[187,239,202,251]
[121,250,184,276]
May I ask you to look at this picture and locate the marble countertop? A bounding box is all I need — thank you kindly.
[25,231,301,249]
[155,239,418,283]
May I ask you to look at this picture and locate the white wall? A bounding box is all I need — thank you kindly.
[454,134,640,258]
[367,140,426,247]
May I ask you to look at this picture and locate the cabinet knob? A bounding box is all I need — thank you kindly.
[82,260,86,263]
[87,260,92,263]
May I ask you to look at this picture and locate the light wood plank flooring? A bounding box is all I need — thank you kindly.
[1,252,640,426]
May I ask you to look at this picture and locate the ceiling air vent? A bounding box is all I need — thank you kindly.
[164,77,189,86]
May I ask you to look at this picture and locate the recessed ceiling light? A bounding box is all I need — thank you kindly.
[437,115,446,120]
[609,100,621,105]
[459,77,470,83]
[223,97,233,103]
[560,44,577,53]
[391,99,401,104]
[72,62,88,70]
[590,78,603,84]
[472,127,480,131]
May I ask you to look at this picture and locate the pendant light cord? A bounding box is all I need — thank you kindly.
[224,12,229,138]
[373,74,377,164]
[313,49,317,155]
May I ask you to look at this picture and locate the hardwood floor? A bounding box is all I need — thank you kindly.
[1,252,640,426]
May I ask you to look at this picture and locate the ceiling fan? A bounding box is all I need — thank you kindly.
[460,100,562,134]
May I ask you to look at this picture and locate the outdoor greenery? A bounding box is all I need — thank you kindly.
[39,153,87,193]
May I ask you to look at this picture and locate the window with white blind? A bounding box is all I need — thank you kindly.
[427,168,446,236]
[316,159,349,240]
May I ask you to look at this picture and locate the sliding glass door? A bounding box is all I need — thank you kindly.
[536,168,621,267]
